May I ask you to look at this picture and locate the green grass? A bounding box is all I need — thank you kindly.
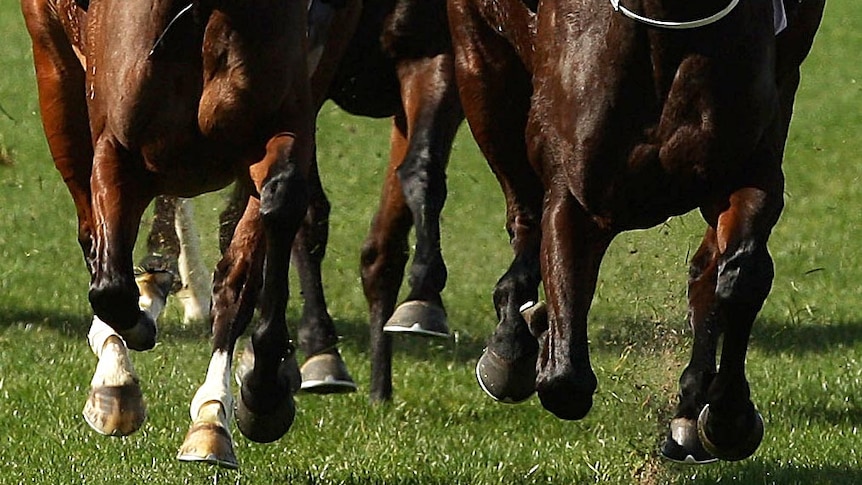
[2,2,861,484]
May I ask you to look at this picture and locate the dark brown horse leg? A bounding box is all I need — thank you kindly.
[449,0,544,403]
[697,185,781,461]
[380,53,464,339]
[666,184,781,463]
[534,189,611,420]
[660,228,720,464]
[293,147,356,394]
[234,133,309,443]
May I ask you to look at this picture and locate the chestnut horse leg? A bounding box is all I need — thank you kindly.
[177,185,262,469]
[23,2,159,436]
[362,53,463,401]
[178,134,309,468]
[448,0,544,403]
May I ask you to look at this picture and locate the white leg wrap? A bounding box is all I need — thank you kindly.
[88,316,138,388]
[88,316,123,358]
[189,350,234,422]
[175,198,212,324]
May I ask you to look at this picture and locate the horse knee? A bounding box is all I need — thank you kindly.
[716,242,774,308]
[260,163,308,229]
[397,153,447,215]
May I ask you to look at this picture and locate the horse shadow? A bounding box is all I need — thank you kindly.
[750,318,862,355]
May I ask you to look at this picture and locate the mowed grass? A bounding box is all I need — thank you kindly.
[1,2,860,484]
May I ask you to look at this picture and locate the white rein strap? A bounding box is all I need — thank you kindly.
[610,0,742,30]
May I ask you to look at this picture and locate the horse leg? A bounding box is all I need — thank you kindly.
[79,138,157,436]
[174,198,213,323]
[695,184,782,461]
[361,135,412,402]
[21,0,94,271]
[380,52,464,339]
[178,133,309,467]
[293,148,356,394]
[533,188,611,420]
[235,133,309,441]
[449,0,544,403]
[22,1,150,437]
[177,187,263,468]
[660,228,721,464]
[136,195,181,323]
[665,182,781,462]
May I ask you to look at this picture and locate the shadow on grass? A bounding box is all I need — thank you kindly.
[0,308,214,343]
[0,307,490,365]
[751,318,862,354]
[685,461,862,485]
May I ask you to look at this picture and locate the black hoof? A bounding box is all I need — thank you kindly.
[383,301,450,338]
[660,417,718,464]
[235,384,295,443]
[475,348,536,403]
[697,404,764,461]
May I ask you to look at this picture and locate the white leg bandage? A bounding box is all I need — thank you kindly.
[189,350,234,421]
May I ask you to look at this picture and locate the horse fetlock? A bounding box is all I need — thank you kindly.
[89,280,142,330]
[118,312,158,351]
[535,367,597,421]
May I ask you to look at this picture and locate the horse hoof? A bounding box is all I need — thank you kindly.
[475,348,536,403]
[660,417,718,464]
[177,421,238,469]
[299,353,358,394]
[235,388,296,443]
[383,301,450,338]
[82,383,146,436]
[697,404,765,461]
